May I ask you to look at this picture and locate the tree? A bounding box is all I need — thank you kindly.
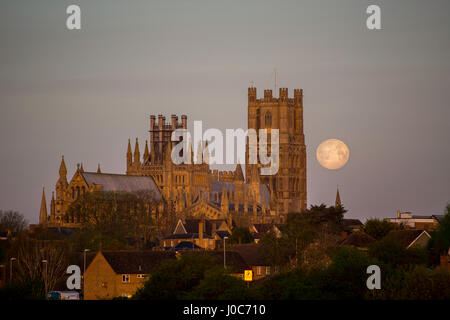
[0,210,27,234]
[134,253,219,300]
[7,234,68,296]
[398,266,450,300]
[260,204,346,269]
[65,191,162,249]
[256,247,375,299]
[364,218,401,240]
[428,204,450,263]
[184,269,254,300]
[228,227,254,244]
[373,265,450,300]
[259,230,286,268]
[368,235,427,267]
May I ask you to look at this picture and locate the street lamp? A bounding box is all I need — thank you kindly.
[42,260,48,294]
[223,236,229,269]
[9,257,16,283]
[83,249,90,299]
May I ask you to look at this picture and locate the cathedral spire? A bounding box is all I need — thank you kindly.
[59,155,67,180]
[39,187,48,224]
[80,162,84,172]
[127,138,132,166]
[143,140,149,164]
[50,192,56,221]
[134,138,141,165]
[97,163,101,173]
[335,186,342,208]
[221,188,229,213]
[234,163,244,182]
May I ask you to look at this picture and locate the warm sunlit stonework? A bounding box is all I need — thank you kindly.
[38,87,307,228]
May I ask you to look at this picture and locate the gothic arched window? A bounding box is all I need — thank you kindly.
[265,112,272,128]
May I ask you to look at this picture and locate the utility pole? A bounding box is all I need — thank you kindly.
[223,237,229,269]
[9,257,16,283]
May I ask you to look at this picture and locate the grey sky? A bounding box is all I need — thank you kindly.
[1,0,449,224]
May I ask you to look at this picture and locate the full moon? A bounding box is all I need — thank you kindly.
[316,139,350,170]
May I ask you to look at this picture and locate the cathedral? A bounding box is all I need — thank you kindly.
[38,87,307,228]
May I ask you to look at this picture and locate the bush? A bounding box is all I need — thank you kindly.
[368,236,428,267]
[257,247,376,299]
[364,218,400,240]
[134,254,219,300]
[184,269,254,300]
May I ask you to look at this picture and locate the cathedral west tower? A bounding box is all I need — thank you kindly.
[246,87,307,217]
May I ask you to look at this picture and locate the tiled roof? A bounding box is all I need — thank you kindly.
[74,251,97,274]
[181,251,249,273]
[342,219,363,227]
[339,232,376,247]
[432,215,445,222]
[386,229,429,248]
[228,243,268,266]
[214,230,230,239]
[47,227,78,236]
[181,219,228,236]
[81,172,162,200]
[163,233,213,240]
[99,251,176,274]
[252,224,273,234]
[174,242,202,250]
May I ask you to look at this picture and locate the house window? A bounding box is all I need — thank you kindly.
[266,266,271,275]
[122,274,130,283]
[257,266,262,275]
[137,274,146,279]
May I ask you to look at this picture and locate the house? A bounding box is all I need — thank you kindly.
[386,211,443,231]
[161,218,231,250]
[341,219,363,233]
[84,251,176,300]
[180,250,250,279]
[249,224,281,243]
[386,229,431,249]
[339,231,376,250]
[228,243,276,281]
